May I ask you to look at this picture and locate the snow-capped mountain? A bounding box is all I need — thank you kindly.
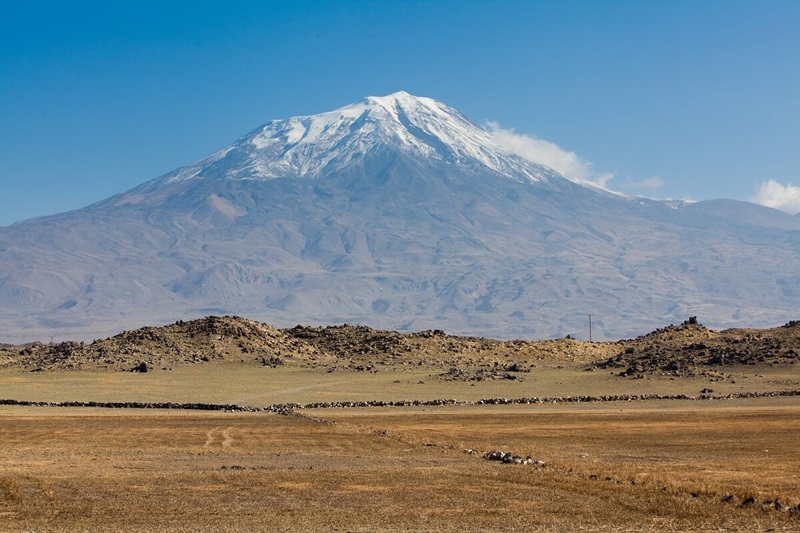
[156,91,563,184]
[1,92,799,343]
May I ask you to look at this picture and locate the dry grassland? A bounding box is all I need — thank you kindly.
[319,399,800,504]
[1,360,798,406]
[1,399,799,532]
[1,318,799,532]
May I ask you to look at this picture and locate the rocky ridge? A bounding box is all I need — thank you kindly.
[2,316,799,378]
[5,316,321,371]
[596,318,800,377]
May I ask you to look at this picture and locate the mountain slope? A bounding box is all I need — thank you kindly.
[1,92,799,343]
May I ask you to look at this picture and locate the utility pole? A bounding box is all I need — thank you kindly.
[588,314,592,343]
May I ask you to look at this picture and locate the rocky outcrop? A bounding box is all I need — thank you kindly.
[481,450,546,466]
[596,319,800,377]
[5,315,321,371]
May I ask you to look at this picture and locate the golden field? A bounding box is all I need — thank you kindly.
[1,364,799,531]
[2,317,799,531]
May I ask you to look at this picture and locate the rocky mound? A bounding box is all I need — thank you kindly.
[285,324,617,376]
[6,316,321,371]
[287,324,410,371]
[597,318,800,377]
[1,316,618,374]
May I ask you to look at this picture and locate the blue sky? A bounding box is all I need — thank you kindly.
[1,0,798,226]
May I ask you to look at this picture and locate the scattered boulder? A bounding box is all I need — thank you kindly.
[482,450,544,467]
[771,499,789,511]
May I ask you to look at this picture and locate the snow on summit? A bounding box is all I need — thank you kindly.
[162,91,564,186]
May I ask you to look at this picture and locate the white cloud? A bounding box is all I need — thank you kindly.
[751,179,800,215]
[486,121,672,197]
[486,121,612,187]
[620,176,665,190]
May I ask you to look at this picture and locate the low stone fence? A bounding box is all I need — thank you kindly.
[1,389,798,413]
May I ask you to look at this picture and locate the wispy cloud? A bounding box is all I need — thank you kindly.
[486,121,674,198]
[751,179,800,215]
[486,121,613,187]
[619,176,665,191]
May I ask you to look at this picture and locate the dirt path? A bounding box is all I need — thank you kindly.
[203,426,235,450]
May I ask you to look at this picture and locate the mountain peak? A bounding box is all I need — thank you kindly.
[363,90,438,113]
[157,92,562,187]
[365,89,415,103]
